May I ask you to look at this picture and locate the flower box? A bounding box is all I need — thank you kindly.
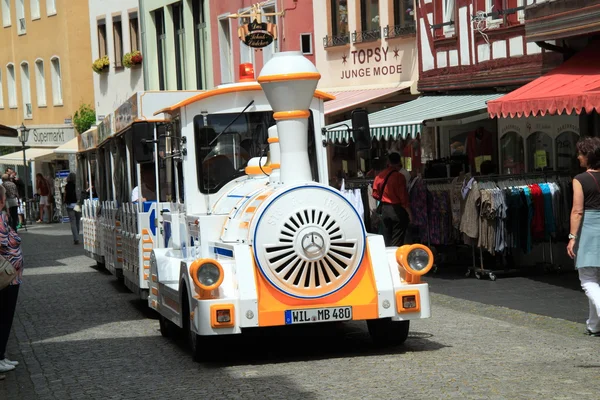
[92,56,110,74]
[123,51,143,68]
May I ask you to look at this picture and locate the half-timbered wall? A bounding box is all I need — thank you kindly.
[416,0,563,92]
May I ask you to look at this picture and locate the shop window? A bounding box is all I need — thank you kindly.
[129,11,140,52]
[527,132,553,172]
[393,0,415,28]
[35,59,46,107]
[20,61,32,119]
[330,0,348,37]
[46,0,56,16]
[6,63,17,108]
[97,19,108,58]
[2,0,10,27]
[500,132,524,174]
[172,2,185,90]
[113,15,124,68]
[31,0,40,20]
[50,56,62,105]
[359,0,380,31]
[556,131,579,172]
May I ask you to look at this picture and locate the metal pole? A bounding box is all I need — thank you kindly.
[21,142,29,225]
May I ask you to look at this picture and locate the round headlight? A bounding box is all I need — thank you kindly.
[407,248,430,272]
[197,263,221,287]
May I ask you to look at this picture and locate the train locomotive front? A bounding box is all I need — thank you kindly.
[152,51,434,359]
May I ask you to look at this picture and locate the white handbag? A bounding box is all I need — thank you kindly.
[0,255,16,291]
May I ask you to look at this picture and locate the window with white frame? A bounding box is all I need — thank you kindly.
[218,16,233,84]
[113,15,124,67]
[0,70,4,109]
[35,59,46,107]
[31,0,41,20]
[262,4,278,64]
[443,0,455,37]
[2,0,10,27]
[486,0,503,28]
[7,64,17,108]
[50,56,62,105]
[17,0,25,34]
[21,62,32,119]
[46,0,56,16]
[300,33,313,55]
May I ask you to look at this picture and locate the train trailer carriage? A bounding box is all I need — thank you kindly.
[144,52,434,361]
[78,91,204,297]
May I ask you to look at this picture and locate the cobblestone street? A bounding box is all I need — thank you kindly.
[1,224,599,399]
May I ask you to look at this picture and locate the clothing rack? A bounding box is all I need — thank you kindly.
[467,171,572,280]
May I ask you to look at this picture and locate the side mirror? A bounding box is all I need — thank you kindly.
[132,122,155,163]
[351,108,371,150]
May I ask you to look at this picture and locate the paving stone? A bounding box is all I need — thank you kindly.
[1,224,599,399]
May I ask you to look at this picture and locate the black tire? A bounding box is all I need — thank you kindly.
[367,318,410,346]
[159,315,174,338]
[181,286,203,362]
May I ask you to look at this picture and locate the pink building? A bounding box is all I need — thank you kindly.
[210,0,315,85]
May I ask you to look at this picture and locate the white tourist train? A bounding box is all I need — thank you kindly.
[77,51,434,361]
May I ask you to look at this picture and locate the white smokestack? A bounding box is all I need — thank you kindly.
[267,125,281,183]
[257,51,320,184]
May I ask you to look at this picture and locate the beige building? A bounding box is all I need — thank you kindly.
[0,0,94,191]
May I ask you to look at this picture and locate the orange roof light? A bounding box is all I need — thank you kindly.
[239,63,255,82]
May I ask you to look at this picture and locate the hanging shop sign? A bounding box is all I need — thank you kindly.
[238,19,276,48]
[97,114,114,144]
[31,128,75,146]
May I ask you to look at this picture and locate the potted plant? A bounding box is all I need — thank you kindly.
[92,55,110,74]
[123,51,143,68]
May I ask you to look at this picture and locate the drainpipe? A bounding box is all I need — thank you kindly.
[140,0,149,90]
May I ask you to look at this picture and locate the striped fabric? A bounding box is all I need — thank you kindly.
[326,124,421,143]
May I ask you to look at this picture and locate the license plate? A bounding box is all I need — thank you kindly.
[284,306,352,325]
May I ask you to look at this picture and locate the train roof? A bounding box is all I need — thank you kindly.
[153,82,336,117]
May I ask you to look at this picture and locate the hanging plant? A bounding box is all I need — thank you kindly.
[123,51,143,68]
[92,55,110,74]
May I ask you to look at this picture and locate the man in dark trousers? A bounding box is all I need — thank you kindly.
[372,152,411,246]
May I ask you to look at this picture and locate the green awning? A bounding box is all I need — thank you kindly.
[325,94,504,143]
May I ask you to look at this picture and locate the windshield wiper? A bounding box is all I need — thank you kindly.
[209,100,255,146]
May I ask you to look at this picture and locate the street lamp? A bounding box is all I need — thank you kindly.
[18,122,30,224]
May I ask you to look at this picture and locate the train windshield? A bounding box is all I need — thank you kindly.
[194,111,318,194]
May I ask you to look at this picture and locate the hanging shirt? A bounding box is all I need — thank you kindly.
[529,184,545,240]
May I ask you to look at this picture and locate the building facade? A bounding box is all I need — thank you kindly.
[139,0,213,91]
[315,0,419,124]
[88,0,144,123]
[209,0,315,86]
[0,0,94,183]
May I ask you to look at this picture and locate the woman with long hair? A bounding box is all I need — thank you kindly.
[567,137,600,337]
[35,173,50,223]
[63,173,81,244]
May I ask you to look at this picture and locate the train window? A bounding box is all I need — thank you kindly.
[194,111,318,193]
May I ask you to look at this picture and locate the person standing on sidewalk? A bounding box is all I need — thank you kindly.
[35,173,50,223]
[372,152,412,246]
[1,174,19,232]
[63,173,82,245]
[0,185,24,373]
[567,137,600,337]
